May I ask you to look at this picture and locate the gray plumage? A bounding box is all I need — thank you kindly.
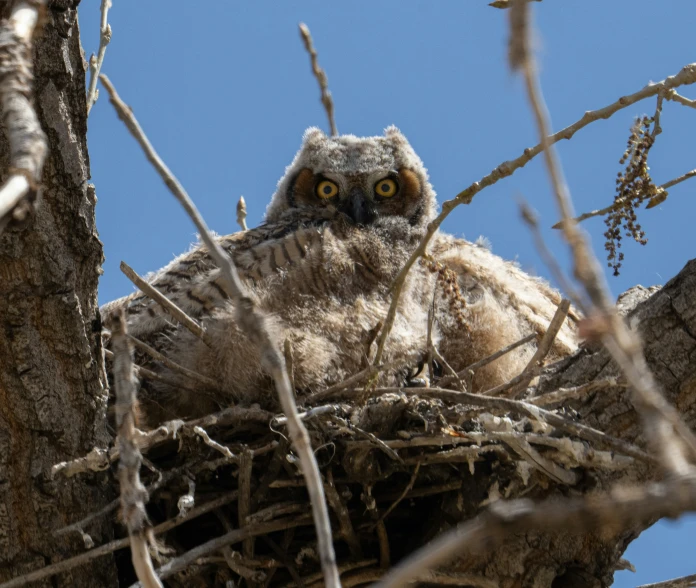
[101,127,578,423]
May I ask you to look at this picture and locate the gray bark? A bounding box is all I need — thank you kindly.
[0,2,117,586]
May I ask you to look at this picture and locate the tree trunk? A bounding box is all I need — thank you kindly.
[0,2,117,586]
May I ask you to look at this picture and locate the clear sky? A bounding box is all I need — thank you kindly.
[79,2,695,585]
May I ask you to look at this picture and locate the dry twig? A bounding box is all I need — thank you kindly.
[373,476,696,588]
[557,168,696,228]
[0,491,240,588]
[377,386,654,464]
[372,61,696,364]
[0,0,47,233]
[438,333,536,389]
[101,74,341,587]
[127,333,220,390]
[515,0,696,475]
[298,23,337,136]
[120,261,214,346]
[85,0,112,113]
[637,573,696,588]
[506,299,570,397]
[109,309,163,588]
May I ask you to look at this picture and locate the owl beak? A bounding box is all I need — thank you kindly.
[342,188,376,226]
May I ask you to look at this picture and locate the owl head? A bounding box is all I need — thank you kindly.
[265,127,437,230]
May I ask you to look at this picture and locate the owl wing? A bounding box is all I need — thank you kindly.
[100,207,333,339]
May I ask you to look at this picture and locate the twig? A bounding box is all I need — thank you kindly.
[330,414,403,463]
[368,463,421,531]
[272,405,336,426]
[530,379,626,407]
[0,491,240,588]
[506,299,570,397]
[53,405,273,478]
[285,559,378,588]
[304,362,394,404]
[120,261,214,346]
[129,515,314,585]
[519,200,583,307]
[373,475,696,588]
[637,573,696,588]
[554,168,696,228]
[551,169,696,229]
[284,338,295,393]
[372,61,696,364]
[374,387,654,464]
[85,0,112,114]
[109,310,163,588]
[192,426,235,459]
[101,74,340,588]
[517,1,696,475]
[426,295,436,383]
[664,88,696,109]
[0,0,47,233]
[238,448,255,561]
[127,334,220,389]
[438,334,536,389]
[324,468,362,558]
[236,195,248,230]
[298,23,337,136]
[51,446,109,478]
[104,348,203,395]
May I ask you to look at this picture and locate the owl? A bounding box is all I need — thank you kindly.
[101,127,578,424]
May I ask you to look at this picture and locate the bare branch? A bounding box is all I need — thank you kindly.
[85,0,112,114]
[373,475,696,588]
[637,573,696,588]
[100,74,341,588]
[0,0,47,233]
[127,333,221,390]
[506,299,570,398]
[516,1,696,475]
[373,61,696,363]
[298,23,337,136]
[530,379,626,407]
[120,260,214,346]
[664,88,696,109]
[131,516,314,586]
[438,334,536,389]
[109,309,163,588]
[558,168,696,228]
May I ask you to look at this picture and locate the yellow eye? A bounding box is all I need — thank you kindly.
[374,178,398,198]
[316,180,339,199]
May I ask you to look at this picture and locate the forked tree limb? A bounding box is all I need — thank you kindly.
[85,0,112,113]
[373,61,696,364]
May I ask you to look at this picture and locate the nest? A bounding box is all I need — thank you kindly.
[89,367,633,588]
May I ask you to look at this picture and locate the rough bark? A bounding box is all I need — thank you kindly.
[0,2,117,586]
[436,260,696,588]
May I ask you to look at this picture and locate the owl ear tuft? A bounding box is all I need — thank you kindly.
[302,127,328,146]
[384,125,408,145]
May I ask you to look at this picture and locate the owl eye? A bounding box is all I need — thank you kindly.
[374,178,398,198]
[316,180,339,199]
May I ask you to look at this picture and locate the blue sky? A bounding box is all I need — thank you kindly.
[79,1,695,585]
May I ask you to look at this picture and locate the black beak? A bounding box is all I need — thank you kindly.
[341,188,376,225]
